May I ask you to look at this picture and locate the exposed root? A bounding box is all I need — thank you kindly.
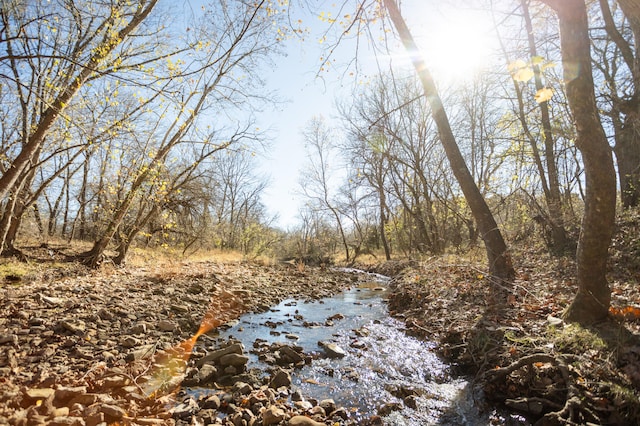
[485,353,601,425]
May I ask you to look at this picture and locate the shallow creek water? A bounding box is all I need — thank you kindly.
[192,270,492,425]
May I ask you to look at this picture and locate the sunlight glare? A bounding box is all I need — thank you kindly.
[413,8,498,82]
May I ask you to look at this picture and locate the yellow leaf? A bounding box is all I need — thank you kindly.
[507,59,527,72]
[534,87,553,103]
[513,67,534,82]
[531,55,544,65]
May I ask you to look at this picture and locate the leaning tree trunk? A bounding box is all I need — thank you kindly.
[540,0,617,324]
[383,0,514,283]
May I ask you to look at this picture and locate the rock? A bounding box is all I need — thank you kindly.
[158,320,177,332]
[97,308,113,320]
[262,406,286,425]
[223,365,237,375]
[52,407,70,417]
[101,403,126,420]
[119,335,139,348]
[320,342,346,358]
[219,353,249,367]
[49,416,85,426]
[404,395,418,409]
[278,345,304,364]
[293,400,313,411]
[58,319,86,334]
[102,376,129,388]
[377,402,402,416]
[547,315,564,326]
[128,323,147,334]
[330,407,349,420]
[69,393,99,406]
[29,317,46,326]
[285,333,299,340]
[289,415,326,426]
[0,334,18,345]
[170,304,189,314]
[197,343,244,366]
[126,343,156,361]
[187,283,205,294]
[200,394,221,410]
[41,295,65,306]
[54,386,87,403]
[197,364,218,383]
[169,397,198,419]
[135,418,166,425]
[25,388,55,399]
[350,340,366,349]
[232,381,253,395]
[319,399,336,413]
[268,368,292,389]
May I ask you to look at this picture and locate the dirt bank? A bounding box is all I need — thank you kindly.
[385,251,640,425]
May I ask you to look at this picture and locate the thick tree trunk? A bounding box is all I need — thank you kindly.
[541,0,617,323]
[383,0,514,282]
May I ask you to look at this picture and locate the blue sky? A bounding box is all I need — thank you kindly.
[178,0,503,230]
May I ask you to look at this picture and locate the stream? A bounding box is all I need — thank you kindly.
[188,269,518,425]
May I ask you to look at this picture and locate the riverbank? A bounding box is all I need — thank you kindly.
[2,243,639,425]
[384,248,640,425]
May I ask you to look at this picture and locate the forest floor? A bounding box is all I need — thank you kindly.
[1,216,640,425]
[384,211,640,425]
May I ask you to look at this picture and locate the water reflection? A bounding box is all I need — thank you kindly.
[194,271,492,424]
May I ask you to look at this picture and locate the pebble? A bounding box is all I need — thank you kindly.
[100,403,126,420]
[2,263,391,426]
[157,320,177,331]
[196,364,217,383]
[0,334,18,345]
[262,406,286,425]
[268,369,292,389]
[289,415,326,426]
[320,342,346,358]
[219,353,249,367]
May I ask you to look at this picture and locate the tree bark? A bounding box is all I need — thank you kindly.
[383,0,514,282]
[521,0,569,252]
[540,0,617,323]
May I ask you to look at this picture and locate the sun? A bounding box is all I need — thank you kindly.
[412,8,498,82]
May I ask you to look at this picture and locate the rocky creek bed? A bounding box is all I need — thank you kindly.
[0,258,482,426]
[3,248,639,426]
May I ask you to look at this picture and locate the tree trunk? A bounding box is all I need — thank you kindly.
[383,0,514,282]
[0,1,158,201]
[614,113,640,208]
[521,0,569,252]
[540,0,617,323]
[378,183,392,261]
[598,0,640,208]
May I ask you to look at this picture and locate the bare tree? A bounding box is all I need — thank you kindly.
[299,116,351,261]
[0,0,159,201]
[382,0,515,284]
[80,0,280,266]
